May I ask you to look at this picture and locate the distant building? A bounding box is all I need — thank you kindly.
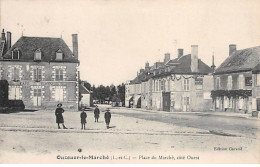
[79,82,93,108]
[212,44,260,113]
[126,45,214,112]
[0,29,80,109]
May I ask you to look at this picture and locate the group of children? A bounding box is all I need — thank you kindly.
[55,104,112,130]
[80,105,112,130]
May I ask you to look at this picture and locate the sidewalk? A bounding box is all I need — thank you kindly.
[124,107,259,120]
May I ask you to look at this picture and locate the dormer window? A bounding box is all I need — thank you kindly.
[12,48,20,59]
[56,49,63,61]
[34,49,42,61]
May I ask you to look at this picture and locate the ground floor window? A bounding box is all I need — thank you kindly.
[9,86,22,100]
[54,86,65,102]
[238,97,244,110]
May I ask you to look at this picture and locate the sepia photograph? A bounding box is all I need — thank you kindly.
[0,0,259,164]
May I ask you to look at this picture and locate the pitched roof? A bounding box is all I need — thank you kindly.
[2,36,79,63]
[0,40,5,57]
[79,84,91,94]
[252,62,260,72]
[215,46,260,74]
[130,54,212,84]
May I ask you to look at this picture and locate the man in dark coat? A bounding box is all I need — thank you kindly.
[94,105,100,122]
[104,108,111,129]
[80,108,87,130]
[55,103,67,129]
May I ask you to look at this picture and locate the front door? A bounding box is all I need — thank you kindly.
[183,96,190,112]
[162,92,170,112]
[33,89,41,107]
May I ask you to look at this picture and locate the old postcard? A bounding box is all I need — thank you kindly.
[0,0,259,164]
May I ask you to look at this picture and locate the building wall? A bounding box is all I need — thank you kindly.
[213,71,253,113]
[252,73,260,111]
[1,61,79,109]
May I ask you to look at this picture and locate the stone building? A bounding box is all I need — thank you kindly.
[212,44,260,113]
[126,45,214,112]
[0,29,80,109]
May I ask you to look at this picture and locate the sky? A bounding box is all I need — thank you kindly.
[1,0,260,86]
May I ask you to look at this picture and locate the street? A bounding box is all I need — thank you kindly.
[0,105,259,163]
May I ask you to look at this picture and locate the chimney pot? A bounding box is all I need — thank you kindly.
[164,53,170,64]
[177,49,183,58]
[229,44,236,56]
[1,29,6,41]
[72,34,78,59]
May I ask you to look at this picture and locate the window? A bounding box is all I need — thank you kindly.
[168,80,170,91]
[227,75,232,90]
[33,68,42,81]
[34,89,42,96]
[155,80,158,91]
[195,77,203,89]
[183,79,190,91]
[55,87,64,102]
[56,50,63,60]
[55,69,63,81]
[161,80,165,91]
[34,49,42,61]
[9,86,21,100]
[12,49,20,59]
[257,73,260,86]
[238,97,244,109]
[238,74,244,89]
[216,77,220,90]
[12,67,20,81]
[183,97,190,105]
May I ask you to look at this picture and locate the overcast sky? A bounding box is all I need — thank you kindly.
[1,0,260,86]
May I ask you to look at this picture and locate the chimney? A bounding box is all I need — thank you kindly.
[164,53,170,64]
[211,53,216,72]
[191,45,198,73]
[229,44,236,56]
[72,34,78,59]
[1,29,6,41]
[7,31,11,49]
[145,62,150,71]
[178,49,183,58]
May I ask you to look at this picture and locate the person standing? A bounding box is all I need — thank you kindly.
[80,108,87,130]
[104,108,111,129]
[94,105,100,122]
[55,103,67,129]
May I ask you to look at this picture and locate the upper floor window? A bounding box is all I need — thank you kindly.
[12,48,20,59]
[56,49,63,61]
[238,74,244,89]
[160,80,165,91]
[34,49,42,61]
[195,76,203,90]
[55,69,64,81]
[257,73,260,86]
[33,68,42,81]
[216,77,220,90]
[167,80,170,91]
[227,75,232,90]
[183,79,190,91]
[12,67,20,81]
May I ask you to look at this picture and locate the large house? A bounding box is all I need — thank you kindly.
[212,44,260,113]
[126,45,214,112]
[0,29,80,109]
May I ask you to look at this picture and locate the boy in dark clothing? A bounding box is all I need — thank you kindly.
[94,105,100,122]
[80,108,87,130]
[104,108,111,129]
